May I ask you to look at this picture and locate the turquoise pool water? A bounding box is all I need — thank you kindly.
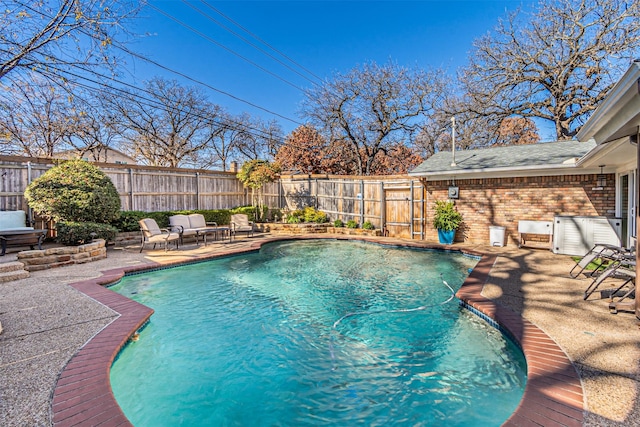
[110,240,526,426]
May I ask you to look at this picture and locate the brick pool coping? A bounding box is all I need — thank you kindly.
[51,236,583,426]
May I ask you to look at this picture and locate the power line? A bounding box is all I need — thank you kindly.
[183,0,321,86]
[116,43,303,126]
[37,64,288,145]
[200,0,324,84]
[146,1,306,92]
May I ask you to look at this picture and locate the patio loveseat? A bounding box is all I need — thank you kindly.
[168,214,224,245]
[0,210,46,255]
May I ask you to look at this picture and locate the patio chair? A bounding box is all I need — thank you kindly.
[139,218,180,252]
[583,255,635,300]
[230,214,254,240]
[569,244,633,279]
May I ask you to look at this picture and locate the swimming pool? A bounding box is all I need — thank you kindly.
[109,240,526,426]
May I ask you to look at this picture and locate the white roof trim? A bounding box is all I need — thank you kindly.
[576,62,640,143]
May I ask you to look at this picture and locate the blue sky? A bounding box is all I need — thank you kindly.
[127,1,549,138]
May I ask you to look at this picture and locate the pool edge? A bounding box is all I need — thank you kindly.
[50,236,584,426]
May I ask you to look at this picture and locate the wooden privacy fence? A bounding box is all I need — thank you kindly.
[280,175,427,239]
[0,156,426,239]
[0,156,260,213]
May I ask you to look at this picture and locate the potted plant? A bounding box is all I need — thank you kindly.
[432,200,463,244]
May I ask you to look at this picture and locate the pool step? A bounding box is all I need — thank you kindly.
[0,261,30,282]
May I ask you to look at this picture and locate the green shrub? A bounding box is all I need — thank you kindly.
[363,221,374,230]
[230,206,257,222]
[302,207,328,223]
[111,211,147,232]
[25,159,121,223]
[286,214,302,224]
[56,221,118,246]
[432,200,463,232]
[346,220,358,229]
[334,219,344,227]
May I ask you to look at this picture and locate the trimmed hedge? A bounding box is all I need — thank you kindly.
[110,207,265,232]
[56,222,118,246]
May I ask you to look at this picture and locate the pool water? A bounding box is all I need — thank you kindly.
[110,240,526,426]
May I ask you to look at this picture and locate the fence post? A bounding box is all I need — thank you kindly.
[410,180,414,239]
[128,168,134,211]
[195,172,200,210]
[360,180,365,225]
[380,181,385,234]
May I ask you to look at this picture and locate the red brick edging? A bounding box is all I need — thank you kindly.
[51,237,583,426]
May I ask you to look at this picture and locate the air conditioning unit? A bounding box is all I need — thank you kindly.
[553,216,622,256]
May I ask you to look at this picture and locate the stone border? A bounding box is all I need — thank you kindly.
[51,236,583,426]
[17,240,107,272]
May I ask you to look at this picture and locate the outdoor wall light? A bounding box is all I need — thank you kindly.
[597,165,606,187]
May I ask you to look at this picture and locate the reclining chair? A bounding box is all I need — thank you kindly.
[570,244,634,279]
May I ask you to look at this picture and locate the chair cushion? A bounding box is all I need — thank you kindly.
[141,218,161,236]
[231,214,251,227]
[0,211,28,230]
[188,214,207,229]
[169,215,191,229]
[148,232,179,243]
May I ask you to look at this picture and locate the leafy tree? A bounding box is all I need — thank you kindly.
[494,117,540,146]
[460,0,640,139]
[25,159,121,223]
[275,125,328,173]
[369,144,423,175]
[237,160,280,221]
[302,60,447,175]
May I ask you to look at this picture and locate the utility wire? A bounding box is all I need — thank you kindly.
[200,0,324,83]
[146,1,306,92]
[182,0,321,86]
[116,42,303,126]
[39,64,288,145]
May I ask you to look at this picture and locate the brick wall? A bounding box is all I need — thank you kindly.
[423,174,616,245]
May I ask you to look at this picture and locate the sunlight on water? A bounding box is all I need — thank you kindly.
[110,240,526,426]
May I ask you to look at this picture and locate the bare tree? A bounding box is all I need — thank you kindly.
[63,93,124,162]
[0,76,76,156]
[302,61,447,175]
[0,0,139,84]
[234,113,282,161]
[460,0,640,140]
[108,77,218,168]
[199,111,245,171]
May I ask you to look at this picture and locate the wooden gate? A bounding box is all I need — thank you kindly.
[384,188,411,238]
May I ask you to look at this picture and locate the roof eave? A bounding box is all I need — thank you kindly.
[408,162,604,180]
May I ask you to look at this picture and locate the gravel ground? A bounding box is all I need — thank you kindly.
[0,236,638,426]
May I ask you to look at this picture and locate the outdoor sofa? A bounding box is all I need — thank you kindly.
[0,210,46,256]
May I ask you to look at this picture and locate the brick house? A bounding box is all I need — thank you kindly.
[409,61,640,253]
